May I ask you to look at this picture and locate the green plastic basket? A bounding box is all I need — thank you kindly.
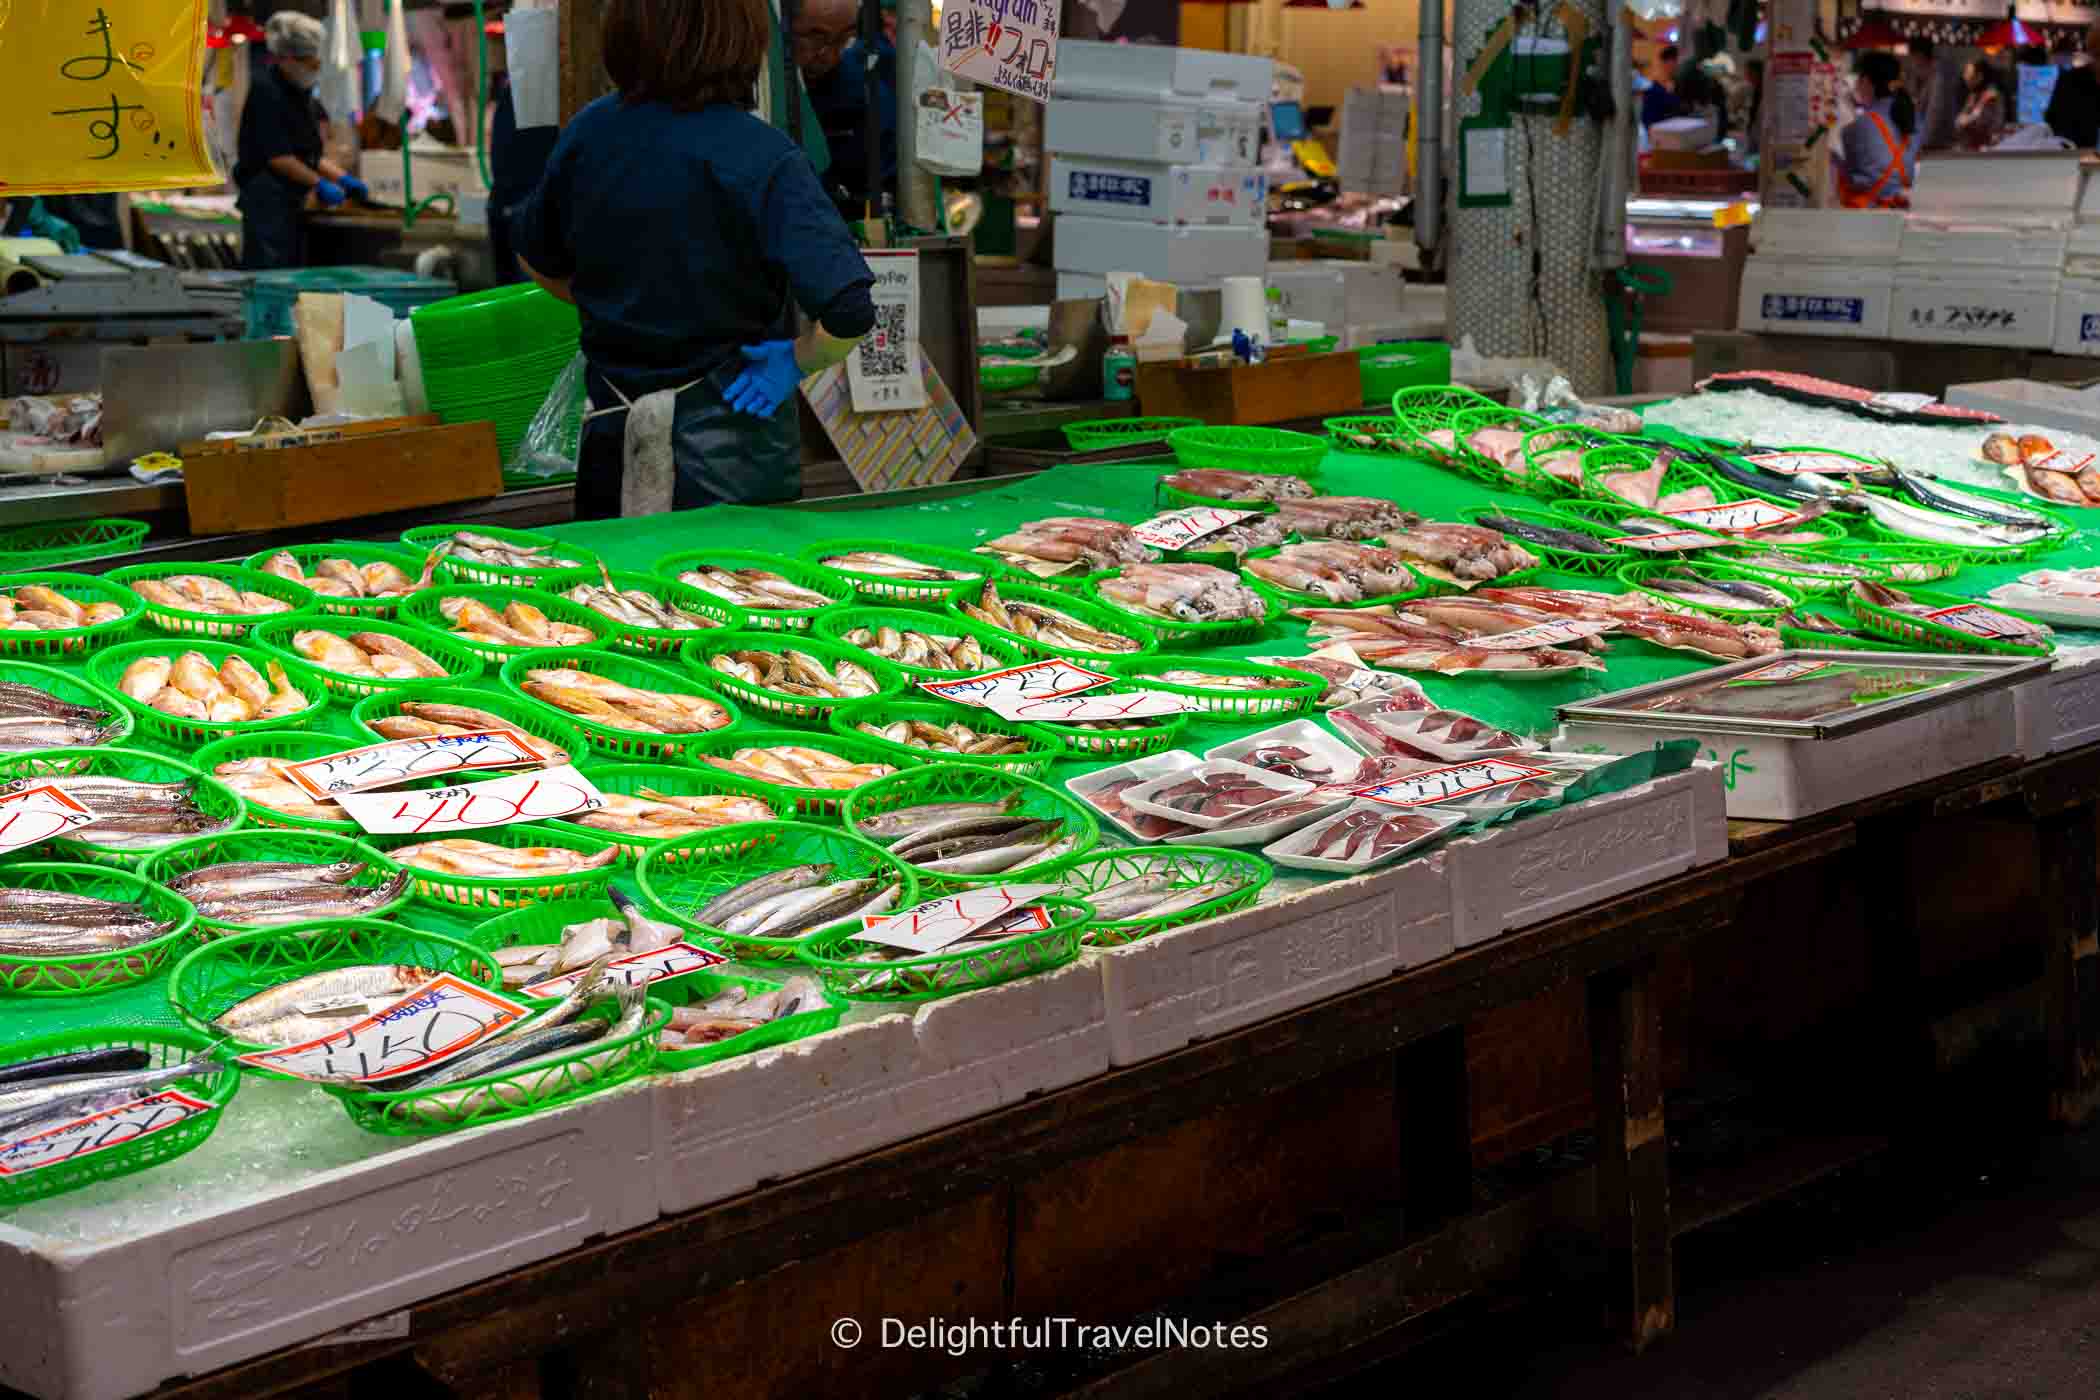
[1845,586,2056,658]
[251,616,485,700]
[0,1026,238,1205]
[798,538,1008,607]
[105,563,318,640]
[680,631,906,729]
[635,820,921,963]
[1455,504,1632,577]
[554,569,752,656]
[1798,540,1963,584]
[651,970,847,1071]
[410,284,580,366]
[349,684,591,771]
[1446,406,1551,488]
[839,764,1098,892]
[240,542,433,619]
[1239,546,1427,610]
[190,730,365,836]
[1061,416,1201,452]
[981,359,1039,394]
[399,523,598,587]
[1613,561,1804,622]
[813,606,1033,684]
[1515,424,1614,499]
[537,762,786,861]
[797,894,1091,1002]
[1043,845,1272,948]
[0,862,198,995]
[680,728,916,821]
[0,571,142,659]
[499,645,742,761]
[0,662,132,750]
[1858,482,2074,565]
[1082,571,1275,648]
[1168,425,1327,479]
[139,829,408,935]
[1776,603,1901,653]
[400,583,613,663]
[87,638,331,749]
[373,822,623,910]
[828,699,1066,779]
[948,579,1158,662]
[0,517,148,569]
[167,919,503,1061]
[650,548,851,631]
[0,748,244,869]
[1722,548,1893,597]
[1323,414,1410,458]
[1099,653,1323,719]
[1544,498,1739,556]
[1390,384,1501,440]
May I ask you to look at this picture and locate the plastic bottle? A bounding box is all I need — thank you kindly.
[1266,287,1288,346]
[1102,337,1136,402]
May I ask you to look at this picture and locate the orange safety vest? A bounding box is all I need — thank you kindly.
[1839,111,1912,209]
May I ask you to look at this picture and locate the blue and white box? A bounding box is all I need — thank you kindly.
[1049,156,1267,227]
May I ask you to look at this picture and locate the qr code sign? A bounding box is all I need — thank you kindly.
[860,303,910,378]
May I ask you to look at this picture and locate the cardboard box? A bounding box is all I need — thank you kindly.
[1049,157,1267,227]
[1136,349,1365,424]
[181,420,502,534]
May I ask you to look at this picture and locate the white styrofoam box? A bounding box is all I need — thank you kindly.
[1090,856,1453,1068]
[0,1076,655,1400]
[1050,156,1267,227]
[1738,256,1894,339]
[1911,149,2082,218]
[1263,264,1346,328]
[902,957,1108,1121]
[1899,220,2067,271]
[2013,652,2100,757]
[1441,765,1728,949]
[1892,267,2059,349]
[357,145,487,205]
[1946,378,2100,436]
[1650,114,1718,151]
[1053,40,1273,105]
[1752,207,1903,259]
[1053,213,1269,284]
[2053,277,2100,357]
[1047,94,1262,168]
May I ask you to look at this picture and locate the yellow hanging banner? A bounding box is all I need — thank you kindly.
[0,0,218,196]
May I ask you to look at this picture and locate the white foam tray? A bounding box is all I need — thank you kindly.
[2013,650,2100,757]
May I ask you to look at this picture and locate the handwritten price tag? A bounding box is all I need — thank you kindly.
[1925,603,2050,642]
[0,1089,218,1177]
[521,942,727,1000]
[1726,658,1837,685]
[336,765,606,835]
[982,688,1190,723]
[856,882,1060,954]
[2028,450,2096,478]
[286,728,555,800]
[1746,451,1876,475]
[1607,529,1737,553]
[1465,619,1616,651]
[1664,500,1806,534]
[1129,507,1261,552]
[1355,759,1554,808]
[1866,391,1937,413]
[237,974,531,1083]
[920,659,1113,709]
[0,784,99,855]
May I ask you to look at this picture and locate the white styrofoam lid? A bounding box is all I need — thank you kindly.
[1754,206,1904,255]
[1910,151,2082,217]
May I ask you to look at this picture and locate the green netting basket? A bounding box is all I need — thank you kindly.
[947,579,1158,663]
[409,284,580,366]
[1777,602,1902,653]
[1168,425,1327,479]
[1081,572,1275,648]
[828,699,1065,779]
[251,617,485,700]
[1797,540,1963,584]
[552,569,752,656]
[1613,561,1804,622]
[797,894,1091,1002]
[1390,384,1501,439]
[652,970,847,1071]
[371,822,623,910]
[139,829,408,935]
[838,764,1098,893]
[1845,586,2056,657]
[0,662,132,749]
[1544,498,1738,556]
[349,684,591,772]
[87,638,331,749]
[1061,416,1201,452]
[679,631,906,729]
[1323,414,1411,458]
[400,583,614,664]
[680,728,916,821]
[167,919,503,1062]
[1098,653,1322,719]
[0,862,198,995]
[0,517,148,569]
[1721,547,1892,597]
[650,548,851,632]
[0,1025,238,1204]
[0,748,244,870]
[813,606,1033,683]
[1858,482,2074,565]
[105,562,319,640]
[797,538,1009,607]
[1515,424,1615,499]
[1042,845,1271,948]
[398,524,597,588]
[635,820,921,963]
[1456,504,1632,577]
[0,572,142,659]
[499,646,741,761]
[240,542,434,619]
[537,762,786,862]
[191,730,364,836]
[1238,547,1427,610]
[1446,406,1551,488]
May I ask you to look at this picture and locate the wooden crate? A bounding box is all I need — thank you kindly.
[181,419,502,534]
[1135,350,1365,425]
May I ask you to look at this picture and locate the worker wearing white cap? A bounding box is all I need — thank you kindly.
[234,11,368,267]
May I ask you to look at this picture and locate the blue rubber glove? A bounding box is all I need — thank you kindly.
[25,201,81,254]
[338,174,369,202]
[723,339,801,419]
[313,179,347,208]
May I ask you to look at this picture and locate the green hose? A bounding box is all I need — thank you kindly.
[1607,265,1673,396]
[397,0,486,229]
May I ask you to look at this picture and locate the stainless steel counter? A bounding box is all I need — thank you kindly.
[0,473,185,527]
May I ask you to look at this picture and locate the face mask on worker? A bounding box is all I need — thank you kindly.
[284,58,321,89]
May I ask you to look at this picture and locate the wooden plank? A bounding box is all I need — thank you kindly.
[181,422,504,534]
[1670,1132,1888,1238]
[1395,1026,1472,1226]
[1588,958,1674,1350]
[2037,802,2100,1127]
[1861,810,1934,1130]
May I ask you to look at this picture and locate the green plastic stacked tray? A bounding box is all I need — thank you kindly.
[399,524,597,588]
[1043,846,1271,948]
[1061,416,1200,452]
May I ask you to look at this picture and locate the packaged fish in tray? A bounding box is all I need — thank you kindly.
[1264,801,1461,873]
[1120,758,1316,832]
[1069,752,1205,841]
[1159,790,1351,849]
[1203,720,1364,787]
[1330,699,1542,763]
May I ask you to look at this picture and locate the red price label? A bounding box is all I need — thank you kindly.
[0,784,99,854]
[286,728,555,800]
[335,765,606,835]
[0,1089,217,1177]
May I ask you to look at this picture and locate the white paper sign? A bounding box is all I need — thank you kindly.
[1355,759,1554,809]
[0,1089,218,1177]
[286,728,554,800]
[1746,451,1875,475]
[938,0,1058,102]
[236,974,532,1083]
[1607,529,1737,553]
[1726,659,1837,684]
[920,659,1113,708]
[0,783,99,854]
[848,249,927,414]
[1665,499,1806,534]
[1465,619,1616,651]
[2028,450,2095,478]
[983,689,1190,723]
[521,942,727,1000]
[856,882,1060,954]
[336,764,606,835]
[1129,506,1261,552]
[1925,603,2049,642]
[1867,391,1937,413]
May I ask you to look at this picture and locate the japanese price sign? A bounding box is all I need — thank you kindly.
[236,974,531,1083]
[285,728,555,800]
[1745,451,1877,475]
[1725,658,1837,685]
[1924,603,2050,643]
[521,942,727,1001]
[0,784,99,855]
[335,765,606,835]
[0,1088,217,1176]
[1355,759,1554,808]
[857,883,1060,954]
[981,688,1189,724]
[1606,529,1737,553]
[2,0,220,194]
[848,249,927,414]
[1129,507,1261,552]
[920,659,1113,708]
[1663,499,1806,534]
[938,0,1058,102]
[1464,619,1616,651]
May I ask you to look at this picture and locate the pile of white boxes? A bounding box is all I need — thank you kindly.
[1336,84,1411,197]
[1047,40,1275,300]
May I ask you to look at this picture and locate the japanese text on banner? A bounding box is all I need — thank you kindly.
[938,0,1058,103]
[1,0,220,194]
[849,249,927,414]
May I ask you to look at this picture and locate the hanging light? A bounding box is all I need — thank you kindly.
[1844,8,1906,48]
[1978,7,2039,50]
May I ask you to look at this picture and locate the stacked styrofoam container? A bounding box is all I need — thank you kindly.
[1737,207,1904,338]
[1267,258,1411,338]
[1048,40,1274,297]
[2055,164,2100,356]
[1892,151,2078,350]
[1337,85,1410,196]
